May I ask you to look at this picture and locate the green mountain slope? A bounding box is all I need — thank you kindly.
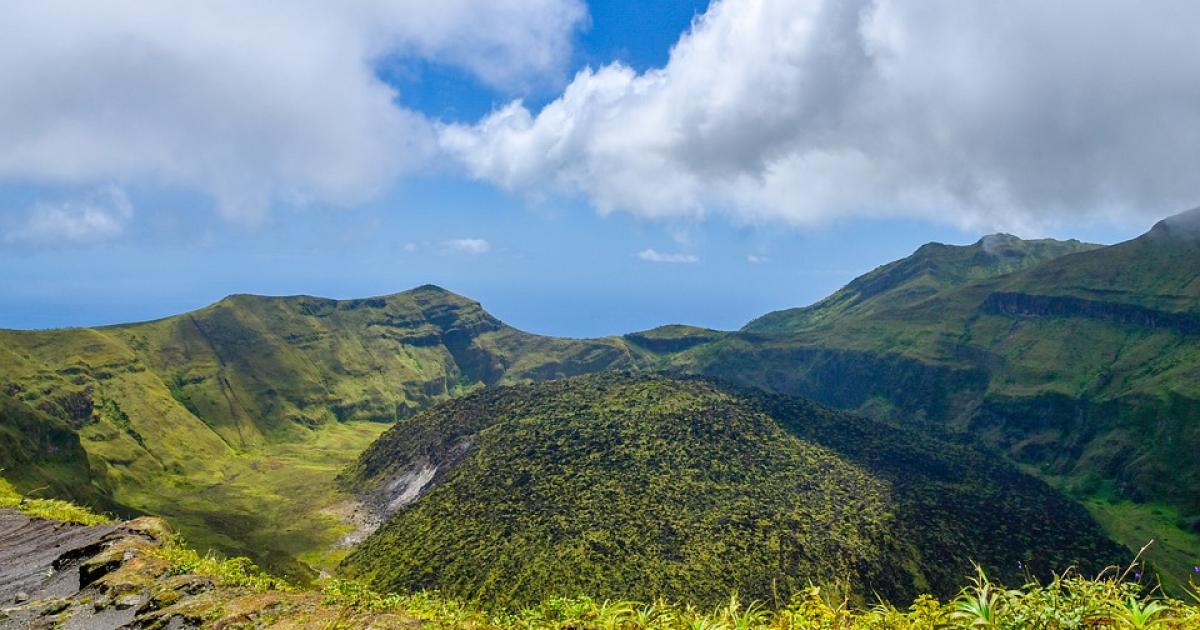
[341,373,1124,609]
[3,210,1196,589]
[744,234,1100,333]
[665,210,1200,586]
[0,285,637,576]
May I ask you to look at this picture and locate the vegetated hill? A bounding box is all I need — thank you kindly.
[661,209,1200,586]
[744,234,1100,333]
[0,285,638,576]
[340,373,1124,610]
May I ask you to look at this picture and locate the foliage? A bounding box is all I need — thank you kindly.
[744,234,1100,333]
[95,393,144,446]
[665,221,1200,587]
[151,534,292,592]
[5,214,1200,591]
[0,474,111,525]
[324,569,1200,630]
[0,285,639,577]
[6,440,1200,629]
[342,374,1124,610]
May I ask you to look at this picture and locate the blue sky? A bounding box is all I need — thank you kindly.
[0,1,1189,337]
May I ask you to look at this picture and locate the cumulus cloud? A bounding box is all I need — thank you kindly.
[747,255,768,264]
[442,0,1200,231]
[0,1,586,223]
[638,249,699,263]
[6,186,134,245]
[443,238,491,254]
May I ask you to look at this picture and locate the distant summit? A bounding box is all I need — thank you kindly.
[1149,206,1200,241]
[744,234,1098,333]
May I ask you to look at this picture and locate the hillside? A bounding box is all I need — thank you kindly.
[662,210,1200,586]
[341,373,1124,609]
[744,234,1100,333]
[0,285,638,577]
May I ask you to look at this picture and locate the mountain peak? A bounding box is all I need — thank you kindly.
[977,233,1022,253]
[410,283,451,294]
[1148,206,1200,241]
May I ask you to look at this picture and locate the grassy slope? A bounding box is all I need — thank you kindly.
[342,373,1124,610]
[0,285,637,578]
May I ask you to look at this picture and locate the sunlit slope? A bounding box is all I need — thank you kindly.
[0,285,637,575]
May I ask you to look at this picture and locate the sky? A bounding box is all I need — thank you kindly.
[1,0,1196,337]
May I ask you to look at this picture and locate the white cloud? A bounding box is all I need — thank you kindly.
[638,248,699,264]
[443,238,491,254]
[442,0,1200,232]
[6,186,133,245]
[747,255,768,264]
[0,1,586,223]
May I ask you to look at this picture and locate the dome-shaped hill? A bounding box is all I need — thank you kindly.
[339,373,1125,609]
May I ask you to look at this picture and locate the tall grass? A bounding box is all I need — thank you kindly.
[314,567,1200,629]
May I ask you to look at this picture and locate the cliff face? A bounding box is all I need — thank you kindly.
[982,292,1200,334]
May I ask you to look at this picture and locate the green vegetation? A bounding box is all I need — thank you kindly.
[320,569,1200,629]
[128,420,390,578]
[1083,499,1200,595]
[744,233,1100,333]
[342,374,1124,610]
[154,540,293,593]
[0,285,638,576]
[652,212,1200,584]
[6,447,1200,629]
[0,474,111,525]
[4,209,1200,598]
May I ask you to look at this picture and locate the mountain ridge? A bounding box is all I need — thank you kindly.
[2,211,1199,585]
[744,234,1101,333]
[0,284,642,577]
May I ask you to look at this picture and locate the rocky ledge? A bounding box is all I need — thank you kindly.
[0,509,417,629]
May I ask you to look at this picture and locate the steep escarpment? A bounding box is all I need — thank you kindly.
[982,292,1200,334]
[341,374,1124,610]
